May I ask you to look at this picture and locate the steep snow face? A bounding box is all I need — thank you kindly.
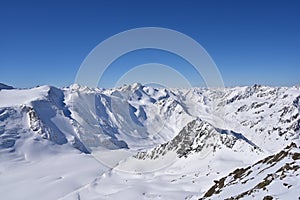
[198,143,300,200]
[64,84,194,151]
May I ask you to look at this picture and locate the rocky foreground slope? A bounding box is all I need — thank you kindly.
[198,142,300,200]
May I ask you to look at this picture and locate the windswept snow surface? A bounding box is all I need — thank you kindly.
[0,84,299,199]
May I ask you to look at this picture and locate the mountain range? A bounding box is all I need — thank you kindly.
[0,83,299,199]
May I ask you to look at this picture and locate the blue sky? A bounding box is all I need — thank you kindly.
[1,0,299,88]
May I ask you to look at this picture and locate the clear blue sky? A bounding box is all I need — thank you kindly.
[1,0,299,88]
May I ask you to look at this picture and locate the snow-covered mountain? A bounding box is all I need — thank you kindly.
[0,83,299,199]
[134,118,258,161]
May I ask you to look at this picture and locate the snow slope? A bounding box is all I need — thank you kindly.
[0,83,299,199]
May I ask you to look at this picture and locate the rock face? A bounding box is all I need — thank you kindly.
[134,118,257,160]
[200,143,300,200]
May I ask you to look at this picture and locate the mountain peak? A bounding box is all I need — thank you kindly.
[0,83,14,90]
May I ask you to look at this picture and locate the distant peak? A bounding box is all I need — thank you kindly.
[253,84,262,88]
[0,83,14,90]
[117,82,144,91]
[132,82,143,89]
